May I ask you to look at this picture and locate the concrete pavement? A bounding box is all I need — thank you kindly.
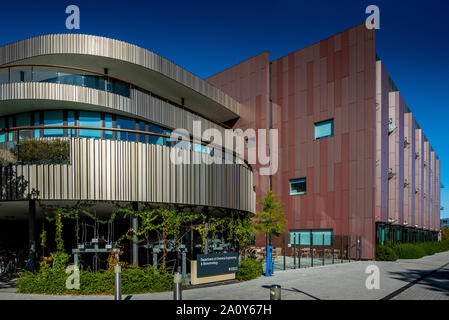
[1,251,448,300]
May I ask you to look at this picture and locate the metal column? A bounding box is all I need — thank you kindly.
[132,202,139,265]
[28,200,36,271]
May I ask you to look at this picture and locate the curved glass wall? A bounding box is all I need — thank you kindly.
[0,110,204,155]
[0,66,130,98]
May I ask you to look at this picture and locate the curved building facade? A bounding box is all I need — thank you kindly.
[0,34,255,216]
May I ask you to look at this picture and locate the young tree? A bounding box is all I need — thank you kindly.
[253,190,287,248]
[229,213,255,256]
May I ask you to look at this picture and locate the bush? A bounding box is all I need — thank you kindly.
[381,241,449,260]
[236,258,263,281]
[18,139,70,164]
[18,256,173,295]
[376,246,398,261]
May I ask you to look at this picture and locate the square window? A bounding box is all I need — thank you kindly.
[315,119,334,139]
[290,178,306,195]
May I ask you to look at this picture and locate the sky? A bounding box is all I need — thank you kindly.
[0,0,448,217]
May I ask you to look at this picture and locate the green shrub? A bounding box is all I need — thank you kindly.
[384,241,449,260]
[18,139,70,164]
[236,258,263,281]
[376,246,398,261]
[18,264,173,295]
[390,243,426,259]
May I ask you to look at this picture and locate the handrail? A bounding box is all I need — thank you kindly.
[0,125,251,170]
[0,63,234,129]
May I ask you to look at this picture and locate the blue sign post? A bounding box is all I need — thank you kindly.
[265,246,274,277]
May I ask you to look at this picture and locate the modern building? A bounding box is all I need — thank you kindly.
[207,23,441,259]
[0,23,442,262]
[0,34,255,263]
[441,218,449,228]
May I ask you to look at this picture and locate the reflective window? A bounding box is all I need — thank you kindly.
[32,68,59,83]
[290,230,333,246]
[116,116,136,141]
[109,80,130,98]
[84,75,106,91]
[0,117,4,143]
[105,114,113,140]
[33,112,41,138]
[67,111,75,138]
[43,111,64,137]
[290,178,306,195]
[315,119,334,140]
[0,69,8,85]
[9,66,32,83]
[79,111,101,139]
[8,117,13,141]
[58,73,84,87]
[16,113,32,140]
[138,122,146,143]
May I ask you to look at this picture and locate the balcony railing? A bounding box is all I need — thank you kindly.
[0,125,251,169]
[0,64,233,129]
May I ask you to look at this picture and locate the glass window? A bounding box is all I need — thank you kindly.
[138,122,146,143]
[79,111,102,139]
[58,73,84,87]
[16,113,32,140]
[105,114,113,140]
[9,66,32,83]
[116,116,136,141]
[33,112,41,138]
[147,123,164,146]
[290,178,306,195]
[84,75,106,91]
[109,80,130,98]
[290,230,333,246]
[315,119,334,139]
[0,117,5,143]
[32,67,59,83]
[43,111,64,137]
[0,69,8,85]
[67,111,75,138]
[8,117,14,141]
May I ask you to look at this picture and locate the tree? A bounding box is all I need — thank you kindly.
[253,190,287,247]
[229,213,255,256]
[441,227,449,242]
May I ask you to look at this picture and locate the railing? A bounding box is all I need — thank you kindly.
[252,234,363,272]
[0,126,251,170]
[0,64,233,129]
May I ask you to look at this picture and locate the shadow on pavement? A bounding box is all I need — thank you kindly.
[386,265,449,298]
[261,285,320,300]
[0,274,18,290]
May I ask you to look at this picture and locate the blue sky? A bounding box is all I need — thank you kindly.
[0,0,448,217]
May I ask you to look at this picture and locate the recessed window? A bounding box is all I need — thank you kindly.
[290,178,307,195]
[315,119,334,140]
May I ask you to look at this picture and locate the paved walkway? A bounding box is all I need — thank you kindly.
[1,251,448,300]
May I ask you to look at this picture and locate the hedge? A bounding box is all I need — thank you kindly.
[376,241,449,261]
[18,253,173,295]
[375,246,398,261]
[236,258,263,281]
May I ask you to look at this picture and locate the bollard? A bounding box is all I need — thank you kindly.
[270,285,281,300]
[114,264,122,301]
[173,272,182,300]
